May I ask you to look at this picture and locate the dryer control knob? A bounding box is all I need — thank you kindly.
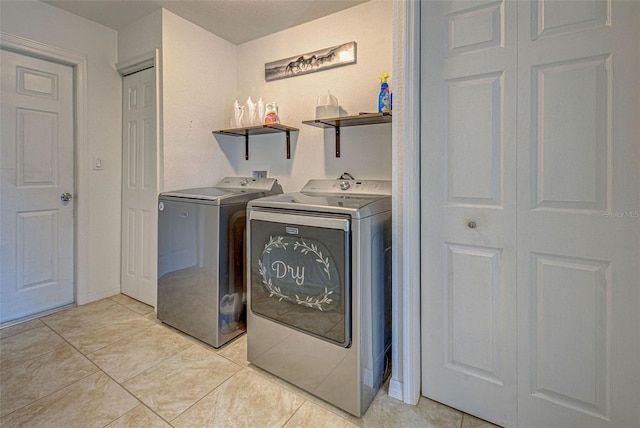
[340,181,351,191]
[240,178,249,186]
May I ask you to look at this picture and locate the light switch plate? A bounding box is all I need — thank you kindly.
[93,157,104,170]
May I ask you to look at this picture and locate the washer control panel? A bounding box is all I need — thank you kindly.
[302,179,391,196]
[217,177,280,191]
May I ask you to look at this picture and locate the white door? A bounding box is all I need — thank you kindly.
[0,49,74,322]
[120,67,158,307]
[516,1,640,426]
[421,1,518,426]
[421,1,640,427]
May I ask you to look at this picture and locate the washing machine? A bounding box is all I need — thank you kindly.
[157,177,282,348]
[246,179,392,417]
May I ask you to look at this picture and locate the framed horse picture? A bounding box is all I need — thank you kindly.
[264,41,357,82]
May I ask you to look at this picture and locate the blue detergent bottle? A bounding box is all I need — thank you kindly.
[378,73,391,113]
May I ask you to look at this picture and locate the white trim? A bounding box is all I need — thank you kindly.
[0,303,76,329]
[84,285,122,304]
[155,49,164,194]
[116,50,157,76]
[0,31,90,306]
[391,0,422,405]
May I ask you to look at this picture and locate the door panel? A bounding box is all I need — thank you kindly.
[422,1,639,427]
[421,1,518,426]
[17,210,58,288]
[445,244,504,384]
[120,67,157,306]
[527,253,610,417]
[530,55,609,211]
[517,1,640,426]
[0,49,74,322]
[446,72,503,207]
[17,109,58,186]
[532,0,609,40]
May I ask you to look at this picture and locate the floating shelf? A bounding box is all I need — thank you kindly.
[302,112,392,157]
[212,124,298,160]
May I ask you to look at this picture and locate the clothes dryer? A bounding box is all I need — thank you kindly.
[246,179,392,416]
[157,177,282,348]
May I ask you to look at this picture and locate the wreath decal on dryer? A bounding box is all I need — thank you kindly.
[257,235,334,311]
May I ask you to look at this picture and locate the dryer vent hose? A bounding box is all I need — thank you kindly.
[338,172,355,180]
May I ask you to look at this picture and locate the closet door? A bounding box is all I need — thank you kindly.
[121,66,158,306]
[422,1,639,427]
[421,1,518,426]
[516,1,640,426]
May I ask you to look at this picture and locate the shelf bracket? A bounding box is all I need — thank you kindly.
[244,130,249,160]
[335,126,341,157]
[285,130,291,159]
[213,124,298,161]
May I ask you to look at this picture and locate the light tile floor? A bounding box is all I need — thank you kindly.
[0,294,501,427]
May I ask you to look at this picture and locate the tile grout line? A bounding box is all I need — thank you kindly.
[41,306,158,355]
[5,296,483,428]
[0,325,58,371]
[112,342,230,425]
[3,298,160,426]
[4,300,296,426]
[89,307,243,426]
[49,305,178,427]
[0,323,112,421]
[166,367,246,425]
[75,296,241,425]
[279,399,307,428]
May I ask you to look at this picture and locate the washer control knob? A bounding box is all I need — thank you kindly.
[340,181,351,191]
[240,178,249,186]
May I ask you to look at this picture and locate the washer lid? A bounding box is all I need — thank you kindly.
[159,177,283,204]
[160,187,232,201]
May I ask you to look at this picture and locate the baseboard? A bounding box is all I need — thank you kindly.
[388,378,404,401]
[77,285,121,305]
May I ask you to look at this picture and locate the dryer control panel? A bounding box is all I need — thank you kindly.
[302,179,391,196]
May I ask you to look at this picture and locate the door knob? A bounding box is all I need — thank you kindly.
[467,220,477,229]
[61,192,73,202]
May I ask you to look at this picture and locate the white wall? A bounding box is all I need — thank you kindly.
[118,2,391,194]
[0,0,122,303]
[233,0,393,192]
[161,10,239,192]
[0,0,393,307]
[118,9,240,193]
[117,9,162,63]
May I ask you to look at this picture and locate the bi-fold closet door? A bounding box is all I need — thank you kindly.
[420,1,639,427]
[121,66,158,306]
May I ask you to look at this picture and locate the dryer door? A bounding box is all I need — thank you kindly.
[249,210,351,347]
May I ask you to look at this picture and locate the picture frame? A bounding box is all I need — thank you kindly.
[265,41,357,82]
